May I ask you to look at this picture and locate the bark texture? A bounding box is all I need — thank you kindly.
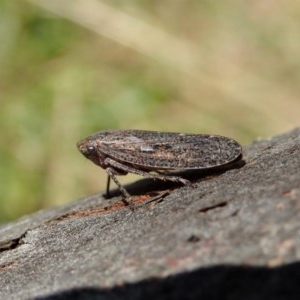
[1,128,300,300]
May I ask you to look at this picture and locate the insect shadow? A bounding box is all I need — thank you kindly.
[105,157,245,199]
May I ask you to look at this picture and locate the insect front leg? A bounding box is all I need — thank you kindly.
[105,167,131,205]
[105,158,191,186]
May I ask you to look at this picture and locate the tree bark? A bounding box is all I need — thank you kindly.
[1,128,300,300]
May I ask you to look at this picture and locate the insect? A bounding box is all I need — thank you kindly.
[77,129,242,204]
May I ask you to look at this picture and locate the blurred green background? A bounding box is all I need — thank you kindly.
[1,0,299,223]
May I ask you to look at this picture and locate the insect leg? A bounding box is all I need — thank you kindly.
[105,158,191,186]
[106,176,111,198]
[105,167,131,205]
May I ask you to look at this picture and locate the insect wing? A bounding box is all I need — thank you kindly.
[98,130,242,170]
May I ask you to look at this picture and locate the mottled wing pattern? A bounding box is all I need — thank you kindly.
[96,130,242,170]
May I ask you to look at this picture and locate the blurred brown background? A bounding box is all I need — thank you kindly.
[1,0,299,222]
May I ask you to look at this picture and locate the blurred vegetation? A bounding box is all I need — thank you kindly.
[0,0,299,223]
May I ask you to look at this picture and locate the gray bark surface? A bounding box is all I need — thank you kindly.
[1,128,300,300]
